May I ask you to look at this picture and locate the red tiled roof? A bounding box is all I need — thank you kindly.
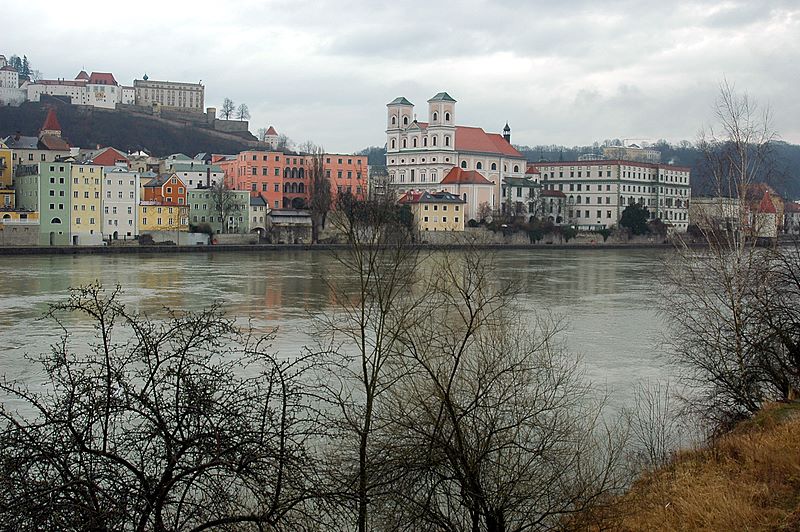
[759,190,777,214]
[266,126,278,135]
[785,202,800,213]
[440,166,494,186]
[41,108,62,132]
[92,147,129,166]
[0,65,16,72]
[88,72,117,85]
[454,126,522,157]
[39,134,70,151]
[75,70,89,80]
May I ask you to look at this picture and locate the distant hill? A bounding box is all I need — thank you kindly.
[0,100,258,157]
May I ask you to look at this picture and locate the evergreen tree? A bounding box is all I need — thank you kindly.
[620,203,651,235]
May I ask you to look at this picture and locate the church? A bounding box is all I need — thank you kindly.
[385,92,527,220]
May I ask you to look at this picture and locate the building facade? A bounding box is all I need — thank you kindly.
[188,188,250,234]
[133,78,204,112]
[69,163,103,245]
[398,190,466,232]
[102,166,140,240]
[385,92,527,215]
[528,159,691,231]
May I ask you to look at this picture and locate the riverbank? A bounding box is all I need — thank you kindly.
[583,402,800,531]
[0,241,697,256]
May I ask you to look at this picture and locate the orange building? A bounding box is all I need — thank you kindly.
[142,173,187,206]
[218,150,369,209]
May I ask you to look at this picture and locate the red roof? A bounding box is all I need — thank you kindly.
[266,126,278,135]
[440,166,494,186]
[88,72,117,85]
[541,189,567,198]
[758,191,777,214]
[92,147,129,166]
[398,191,424,203]
[41,108,62,132]
[0,65,17,72]
[785,202,800,213]
[39,135,70,151]
[454,126,522,157]
[75,70,89,80]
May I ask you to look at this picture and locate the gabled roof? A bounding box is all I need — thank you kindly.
[75,70,89,80]
[785,202,800,213]
[428,92,456,103]
[399,190,466,204]
[90,147,128,166]
[503,177,540,188]
[387,96,413,106]
[758,190,777,214]
[166,153,191,161]
[0,65,17,72]
[41,108,62,132]
[88,72,117,85]
[250,196,267,206]
[2,135,38,150]
[440,167,494,186]
[171,163,223,173]
[39,135,70,151]
[541,189,567,198]
[454,126,522,158]
[265,126,278,135]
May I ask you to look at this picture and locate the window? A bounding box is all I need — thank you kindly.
[476,162,482,170]
[460,161,467,169]
[445,136,450,147]
[403,116,409,126]
[432,111,438,121]
[491,162,497,170]
[445,112,450,122]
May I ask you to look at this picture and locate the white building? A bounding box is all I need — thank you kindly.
[529,159,692,231]
[26,71,133,109]
[385,92,527,214]
[161,153,223,189]
[102,165,140,240]
[133,76,204,112]
[0,58,26,106]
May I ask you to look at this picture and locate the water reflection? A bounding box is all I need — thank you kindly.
[0,249,673,409]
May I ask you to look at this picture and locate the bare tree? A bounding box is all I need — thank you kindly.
[300,142,331,244]
[662,81,784,431]
[276,134,293,151]
[209,180,240,234]
[257,127,268,142]
[372,249,626,532]
[236,103,251,121]
[220,98,235,120]
[315,200,423,531]
[0,284,324,531]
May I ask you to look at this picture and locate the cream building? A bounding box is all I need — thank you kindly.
[134,77,204,112]
[0,61,25,106]
[529,159,691,231]
[70,163,103,245]
[385,92,526,216]
[398,190,466,232]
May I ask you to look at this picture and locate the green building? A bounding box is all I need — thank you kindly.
[16,160,73,245]
[188,188,250,234]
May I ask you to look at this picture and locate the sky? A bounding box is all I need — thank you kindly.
[4,0,799,152]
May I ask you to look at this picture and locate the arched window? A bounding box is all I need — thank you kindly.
[400,172,405,183]
[391,116,396,125]
[445,136,450,147]
[51,217,62,224]
[2,214,10,220]
[445,112,450,122]
[298,182,305,193]
[513,165,519,172]
[391,139,396,149]
[403,116,409,126]
[412,138,417,148]
[476,162,482,170]
[298,168,305,178]
[491,162,497,171]
[283,182,290,193]
[423,137,428,147]
[284,167,291,178]
[402,139,407,148]
[568,195,574,205]
[432,136,437,146]
[431,171,437,181]
[292,168,298,179]
[433,111,438,122]
[577,195,582,204]
[460,161,467,169]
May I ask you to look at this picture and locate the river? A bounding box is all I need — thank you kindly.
[0,248,674,410]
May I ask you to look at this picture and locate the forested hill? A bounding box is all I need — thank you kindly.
[0,101,256,157]
[359,141,800,200]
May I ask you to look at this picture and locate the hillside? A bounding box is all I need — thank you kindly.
[0,100,257,157]
[582,402,800,531]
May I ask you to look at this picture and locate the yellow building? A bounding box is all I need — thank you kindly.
[0,140,12,188]
[70,164,104,245]
[138,202,189,232]
[0,188,14,209]
[399,190,466,232]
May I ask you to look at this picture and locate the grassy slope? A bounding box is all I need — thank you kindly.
[595,402,800,531]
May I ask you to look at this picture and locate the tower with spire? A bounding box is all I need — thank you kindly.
[503,122,511,144]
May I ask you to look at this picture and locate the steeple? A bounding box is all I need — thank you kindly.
[40,108,62,138]
[503,122,511,143]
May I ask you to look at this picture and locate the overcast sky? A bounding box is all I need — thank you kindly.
[5,0,799,152]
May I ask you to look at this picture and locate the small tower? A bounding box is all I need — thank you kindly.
[503,123,511,144]
[386,97,414,153]
[264,125,279,150]
[427,92,457,151]
[39,107,63,139]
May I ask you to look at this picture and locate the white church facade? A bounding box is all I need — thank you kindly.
[385,92,527,219]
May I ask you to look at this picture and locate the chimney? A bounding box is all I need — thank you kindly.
[15,131,20,141]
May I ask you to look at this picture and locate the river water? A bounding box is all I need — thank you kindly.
[0,249,674,410]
